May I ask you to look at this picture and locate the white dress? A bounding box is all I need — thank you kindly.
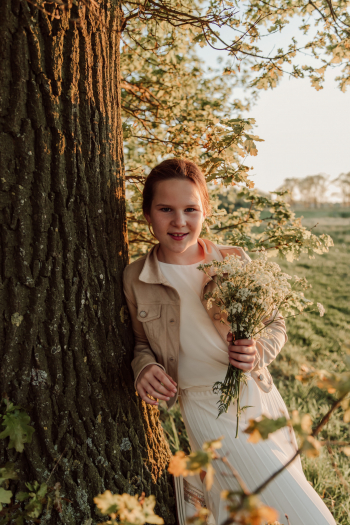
[158,260,336,525]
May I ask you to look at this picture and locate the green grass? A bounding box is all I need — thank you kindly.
[159,212,350,523]
[270,215,350,524]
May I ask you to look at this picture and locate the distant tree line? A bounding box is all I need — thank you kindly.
[277,173,350,207]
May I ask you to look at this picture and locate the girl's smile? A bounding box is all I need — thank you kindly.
[168,232,189,241]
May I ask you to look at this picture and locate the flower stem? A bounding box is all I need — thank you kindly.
[235,375,241,438]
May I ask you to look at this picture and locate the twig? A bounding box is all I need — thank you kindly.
[46,448,67,485]
[220,456,249,495]
[252,392,347,495]
[312,392,347,437]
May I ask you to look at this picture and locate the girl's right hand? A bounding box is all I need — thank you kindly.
[136,364,177,405]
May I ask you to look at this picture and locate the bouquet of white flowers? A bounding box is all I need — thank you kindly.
[198,251,325,437]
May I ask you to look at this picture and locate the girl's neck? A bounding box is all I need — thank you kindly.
[157,241,204,265]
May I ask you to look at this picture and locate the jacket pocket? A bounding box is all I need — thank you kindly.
[136,304,162,342]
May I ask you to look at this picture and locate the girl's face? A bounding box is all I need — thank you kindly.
[144,178,205,260]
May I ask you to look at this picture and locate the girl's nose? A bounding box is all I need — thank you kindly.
[171,212,186,228]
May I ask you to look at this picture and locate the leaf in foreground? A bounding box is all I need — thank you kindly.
[0,410,35,452]
[94,491,164,524]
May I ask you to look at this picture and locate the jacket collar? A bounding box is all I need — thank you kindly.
[138,238,224,284]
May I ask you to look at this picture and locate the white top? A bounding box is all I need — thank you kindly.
[158,260,229,389]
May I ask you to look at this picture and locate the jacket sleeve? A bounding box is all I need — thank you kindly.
[123,272,165,390]
[252,309,288,371]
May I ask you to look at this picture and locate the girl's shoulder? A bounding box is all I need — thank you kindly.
[123,253,147,283]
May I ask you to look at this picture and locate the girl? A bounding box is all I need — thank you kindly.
[123,158,335,525]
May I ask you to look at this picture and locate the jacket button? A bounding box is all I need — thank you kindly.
[259,374,263,381]
[213,313,221,320]
[169,357,175,361]
[139,311,147,318]
[169,319,175,324]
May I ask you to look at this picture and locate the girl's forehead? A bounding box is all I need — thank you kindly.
[153,178,202,203]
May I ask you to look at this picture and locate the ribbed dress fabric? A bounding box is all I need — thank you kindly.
[158,261,336,525]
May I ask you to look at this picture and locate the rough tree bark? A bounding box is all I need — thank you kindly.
[0,0,175,522]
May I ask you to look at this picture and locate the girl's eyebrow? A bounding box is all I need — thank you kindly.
[155,203,200,207]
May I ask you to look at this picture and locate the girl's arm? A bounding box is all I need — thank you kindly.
[252,310,288,370]
[123,284,166,390]
[123,272,177,404]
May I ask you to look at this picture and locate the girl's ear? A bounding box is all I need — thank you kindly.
[144,213,151,224]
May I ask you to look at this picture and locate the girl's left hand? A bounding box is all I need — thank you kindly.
[227,333,257,372]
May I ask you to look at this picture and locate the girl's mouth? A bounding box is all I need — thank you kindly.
[168,233,189,241]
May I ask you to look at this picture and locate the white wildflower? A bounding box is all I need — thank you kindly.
[317,302,325,317]
[198,251,324,427]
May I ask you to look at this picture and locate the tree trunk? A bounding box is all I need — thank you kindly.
[0,1,175,522]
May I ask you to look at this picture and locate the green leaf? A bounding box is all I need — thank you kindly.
[16,491,30,502]
[25,497,43,519]
[244,415,288,442]
[37,483,48,499]
[0,462,18,484]
[0,410,35,452]
[0,486,12,506]
[2,399,21,413]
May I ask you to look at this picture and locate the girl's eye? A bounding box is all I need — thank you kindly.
[160,207,172,212]
[185,208,196,212]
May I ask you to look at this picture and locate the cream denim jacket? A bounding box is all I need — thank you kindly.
[123,238,288,409]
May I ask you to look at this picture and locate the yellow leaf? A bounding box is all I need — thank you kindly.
[94,490,119,515]
[344,408,350,423]
[247,428,262,443]
[221,490,230,500]
[303,436,321,458]
[341,446,350,456]
[203,436,223,452]
[204,464,215,491]
[141,494,164,524]
[301,414,312,433]
[168,451,189,477]
[253,504,279,525]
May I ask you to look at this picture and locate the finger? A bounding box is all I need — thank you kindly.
[145,385,173,402]
[228,352,255,363]
[148,379,176,398]
[227,332,233,342]
[140,377,175,398]
[137,385,159,406]
[234,338,255,346]
[154,369,177,393]
[229,344,257,355]
[164,372,177,387]
[229,358,255,371]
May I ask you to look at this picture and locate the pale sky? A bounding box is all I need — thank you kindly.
[196,19,350,196]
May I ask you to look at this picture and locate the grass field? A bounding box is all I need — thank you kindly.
[272,213,350,524]
[159,210,350,524]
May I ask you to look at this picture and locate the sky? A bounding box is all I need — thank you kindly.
[195,17,350,197]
